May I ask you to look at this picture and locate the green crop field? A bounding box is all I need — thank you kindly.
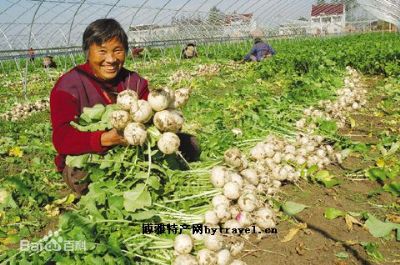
[0,33,399,265]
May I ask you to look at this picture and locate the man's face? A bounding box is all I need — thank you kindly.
[87,37,125,81]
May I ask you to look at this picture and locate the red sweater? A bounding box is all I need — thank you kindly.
[50,62,149,172]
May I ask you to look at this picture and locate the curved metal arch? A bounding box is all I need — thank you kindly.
[0,27,23,78]
[109,6,142,33]
[241,0,265,15]
[9,1,63,51]
[105,0,121,18]
[2,1,37,33]
[128,0,152,28]
[190,0,212,16]
[23,0,45,100]
[150,0,174,26]
[8,1,73,47]
[34,3,78,44]
[0,27,15,52]
[224,0,246,14]
[232,0,260,14]
[27,1,46,49]
[30,32,43,49]
[0,0,22,16]
[67,3,118,46]
[266,0,305,27]
[253,0,292,27]
[67,0,87,46]
[172,0,192,19]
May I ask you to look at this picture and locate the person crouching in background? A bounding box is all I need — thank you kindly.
[243,37,275,62]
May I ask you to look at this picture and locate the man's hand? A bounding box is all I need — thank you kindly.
[101,128,127,147]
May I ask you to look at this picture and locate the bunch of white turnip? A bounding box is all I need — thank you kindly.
[111,87,190,155]
[296,66,367,130]
[0,99,49,121]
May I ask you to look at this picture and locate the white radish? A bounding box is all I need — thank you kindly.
[174,254,198,265]
[204,234,224,251]
[174,234,193,255]
[235,212,253,227]
[117,90,138,111]
[197,249,217,265]
[228,172,243,188]
[240,169,259,186]
[174,87,191,108]
[255,207,275,230]
[157,132,180,154]
[237,193,257,212]
[148,88,171,111]
[229,241,244,256]
[212,195,230,208]
[216,249,231,265]
[224,148,246,170]
[153,109,184,133]
[130,99,153,123]
[214,204,231,221]
[204,210,219,225]
[123,122,147,146]
[223,219,241,230]
[210,166,227,188]
[223,182,241,200]
[110,110,130,130]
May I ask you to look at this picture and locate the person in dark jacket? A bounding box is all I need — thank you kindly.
[131,46,144,57]
[28,48,35,62]
[43,55,57,68]
[243,37,275,62]
[182,42,198,59]
[50,19,200,196]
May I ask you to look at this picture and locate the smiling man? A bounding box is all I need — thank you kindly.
[50,19,149,195]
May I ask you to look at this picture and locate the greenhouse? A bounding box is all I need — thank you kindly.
[0,0,399,264]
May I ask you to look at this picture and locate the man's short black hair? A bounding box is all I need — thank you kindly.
[254,37,262,44]
[82,18,128,55]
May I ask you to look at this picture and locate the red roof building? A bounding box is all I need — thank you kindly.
[309,3,346,35]
[311,3,344,17]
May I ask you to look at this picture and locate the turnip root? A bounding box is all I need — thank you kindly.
[157,132,180,154]
[153,109,184,133]
[148,88,171,111]
[174,254,198,265]
[174,234,193,255]
[204,234,224,251]
[117,90,138,111]
[123,122,147,146]
[111,110,130,130]
[197,249,217,265]
[130,99,153,123]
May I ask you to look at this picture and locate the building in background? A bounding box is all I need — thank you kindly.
[278,19,309,36]
[128,12,257,44]
[309,3,346,35]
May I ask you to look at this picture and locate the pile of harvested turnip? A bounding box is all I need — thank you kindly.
[0,99,49,121]
[169,70,193,85]
[169,64,220,85]
[196,64,220,76]
[173,233,249,265]
[175,68,366,264]
[296,66,367,130]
